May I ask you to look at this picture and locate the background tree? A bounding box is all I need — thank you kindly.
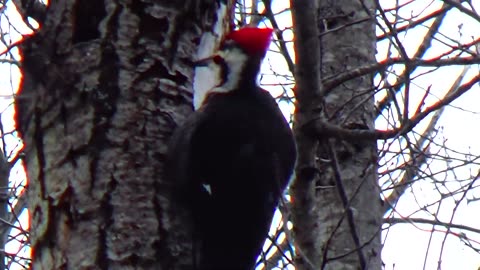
[0,0,478,269]
[256,0,480,269]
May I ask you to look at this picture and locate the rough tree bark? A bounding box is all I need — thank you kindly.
[16,1,227,269]
[291,0,382,269]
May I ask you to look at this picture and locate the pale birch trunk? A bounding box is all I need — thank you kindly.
[291,0,382,269]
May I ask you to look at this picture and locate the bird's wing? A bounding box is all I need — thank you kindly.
[165,110,207,199]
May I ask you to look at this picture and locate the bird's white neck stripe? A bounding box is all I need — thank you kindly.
[193,48,248,110]
[209,50,247,94]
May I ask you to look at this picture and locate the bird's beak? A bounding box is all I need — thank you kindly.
[194,56,214,67]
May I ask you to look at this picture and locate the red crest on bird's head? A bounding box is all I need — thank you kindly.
[225,27,273,56]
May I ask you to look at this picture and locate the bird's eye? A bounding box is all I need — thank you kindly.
[213,55,224,64]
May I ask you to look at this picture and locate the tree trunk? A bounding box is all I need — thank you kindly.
[16,1,224,269]
[317,1,381,269]
[292,0,382,269]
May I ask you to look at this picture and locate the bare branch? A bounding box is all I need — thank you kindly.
[385,217,480,235]
[323,56,480,93]
[309,72,480,142]
[325,140,366,269]
[375,3,449,114]
[263,0,295,75]
[382,67,471,213]
[377,6,451,41]
[290,0,322,267]
[442,0,480,22]
[11,0,47,27]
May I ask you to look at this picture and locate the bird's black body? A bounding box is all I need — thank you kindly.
[166,27,296,270]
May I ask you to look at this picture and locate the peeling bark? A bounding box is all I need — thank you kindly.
[17,1,225,269]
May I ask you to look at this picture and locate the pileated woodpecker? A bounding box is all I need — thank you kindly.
[167,27,296,270]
